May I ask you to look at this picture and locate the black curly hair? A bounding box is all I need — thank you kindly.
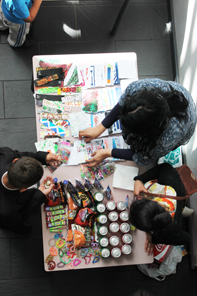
[119,87,188,156]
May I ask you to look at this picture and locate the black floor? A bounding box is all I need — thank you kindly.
[0,0,197,295]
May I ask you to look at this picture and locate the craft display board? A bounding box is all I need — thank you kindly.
[32,53,153,271]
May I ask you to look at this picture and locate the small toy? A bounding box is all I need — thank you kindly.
[84,178,94,190]
[93,177,103,190]
[45,180,51,189]
[104,185,113,200]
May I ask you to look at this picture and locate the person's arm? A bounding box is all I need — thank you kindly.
[79,124,106,142]
[85,147,134,167]
[145,232,154,255]
[23,0,42,23]
[79,103,121,143]
[101,103,121,128]
[112,148,134,160]
[134,163,173,184]
[12,150,60,166]
[12,150,48,165]
[19,177,54,221]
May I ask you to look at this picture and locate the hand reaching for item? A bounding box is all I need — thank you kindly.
[46,153,61,166]
[85,149,112,167]
[134,180,149,196]
[79,124,106,143]
[39,176,54,196]
[145,232,154,256]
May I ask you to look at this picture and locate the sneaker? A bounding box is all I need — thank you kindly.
[21,37,36,48]
[182,206,194,217]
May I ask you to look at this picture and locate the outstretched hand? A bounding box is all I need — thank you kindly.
[38,176,54,196]
[134,180,149,196]
[145,232,154,255]
[46,153,61,166]
[85,149,112,167]
[79,124,106,143]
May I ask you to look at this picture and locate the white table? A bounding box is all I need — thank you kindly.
[32,53,153,271]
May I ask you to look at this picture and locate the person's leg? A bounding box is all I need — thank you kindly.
[8,22,30,47]
[0,3,8,30]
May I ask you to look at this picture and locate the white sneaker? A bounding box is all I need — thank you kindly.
[182,206,194,217]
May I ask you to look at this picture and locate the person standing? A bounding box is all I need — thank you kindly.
[0,0,42,47]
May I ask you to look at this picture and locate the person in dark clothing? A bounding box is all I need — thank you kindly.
[129,163,191,255]
[0,146,59,234]
[79,79,196,167]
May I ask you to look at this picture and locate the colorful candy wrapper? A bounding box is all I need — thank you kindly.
[104,185,113,200]
[100,161,115,178]
[67,180,77,192]
[93,177,103,190]
[80,165,95,180]
[75,179,85,190]
[95,168,104,181]
[47,162,62,173]
[84,178,94,190]
[57,148,71,164]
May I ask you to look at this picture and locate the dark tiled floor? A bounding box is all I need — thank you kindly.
[0,1,196,295]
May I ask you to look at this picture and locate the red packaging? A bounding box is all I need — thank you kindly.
[153,244,171,263]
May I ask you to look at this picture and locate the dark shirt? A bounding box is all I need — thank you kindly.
[0,147,48,220]
[134,163,190,245]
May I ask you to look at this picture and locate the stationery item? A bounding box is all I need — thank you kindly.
[82,86,122,113]
[64,64,79,86]
[35,94,64,101]
[35,139,59,153]
[110,62,120,85]
[112,165,139,191]
[40,113,69,121]
[69,113,90,137]
[39,80,63,87]
[36,66,58,72]
[42,99,64,114]
[41,119,66,137]
[37,68,64,78]
[37,87,60,94]
[34,74,60,87]
[106,64,111,85]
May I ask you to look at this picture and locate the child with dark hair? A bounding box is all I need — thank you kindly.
[0,146,59,234]
[79,78,196,167]
[129,163,192,255]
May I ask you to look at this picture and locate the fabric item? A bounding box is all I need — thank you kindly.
[0,147,47,230]
[134,163,190,245]
[0,1,30,46]
[144,181,177,218]
[1,0,32,24]
[101,79,197,166]
[158,146,182,168]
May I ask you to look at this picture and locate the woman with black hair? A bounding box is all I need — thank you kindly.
[129,163,192,255]
[79,79,196,166]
